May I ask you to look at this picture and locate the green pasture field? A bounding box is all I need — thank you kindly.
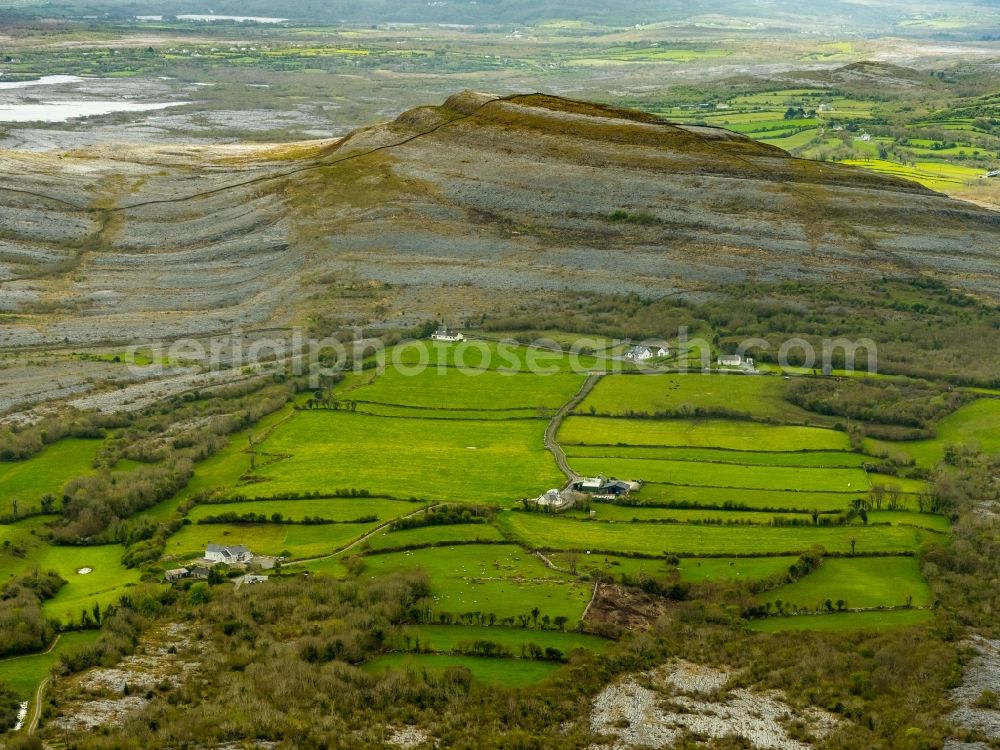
[574,374,832,425]
[396,625,609,655]
[363,653,562,686]
[164,521,380,561]
[748,608,933,632]
[475,330,618,352]
[362,544,589,621]
[142,406,295,521]
[361,544,570,583]
[568,457,870,492]
[760,556,931,611]
[240,410,561,504]
[868,399,1000,469]
[294,556,349,577]
[348,368,585,412]
[389,340,596,373]
[867,512,950,532]
[559,417,850,452]
[498,513,929,556]
[0,519,140,624]
[0,631,101,699]
[566,504,813,525]
[363,523,506,551]
[570,504,945,530]
[564,445,866,468]
[352,403,542,420]
[634,484,868,512]
[760,128,823,150]
[34,545,140,624]
[185,497,420,524]
[550,552,799,583]
[0,438,103,516]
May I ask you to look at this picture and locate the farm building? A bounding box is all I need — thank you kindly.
[624,344,669,361]
[189,566,211,579]
[205,543,253,564]
[717,354,755,370]
[431,326,465,342]
[164,568,189,582]
[572,476,641,498]
[236,574,269,587]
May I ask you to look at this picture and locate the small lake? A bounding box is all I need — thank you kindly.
[176,14,287,22]
[0,100,188,123]
[0,75,84,90]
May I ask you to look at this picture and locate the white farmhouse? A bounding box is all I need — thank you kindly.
[625,344,669,361]
[205,543,253,564]
[534,488,575,512]
[431,326,465,342]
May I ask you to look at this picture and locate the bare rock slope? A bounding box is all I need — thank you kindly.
[1,91,997,349]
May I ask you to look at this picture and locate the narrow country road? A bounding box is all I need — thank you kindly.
[544,372,605,487]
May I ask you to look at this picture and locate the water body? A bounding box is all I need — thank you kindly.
[0,75,84,89]
[0,101,188,123]
[176,14,287,22]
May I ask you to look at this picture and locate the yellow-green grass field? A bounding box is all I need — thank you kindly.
[348,368,585,412]
[559,417,850,452]
[569,456,870,492]
[363,653,562,686]
[566,505,947,530]
[164,521,381,561]
[565,445,867,467]
[0,438,103,515]
[759,556,932,612]
[499,513,932,556]
[634,484,869,512]
[352,403,542,420]
[396,624,609,655]
[238,410,561,504]
[841,158,981,192]
[0,631,101,699]
[748,608,934,632]
[574,374,832,425]
[185,497,421,524]
[567,504,815,525]
[389,340,597,373]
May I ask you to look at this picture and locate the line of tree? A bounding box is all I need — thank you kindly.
[195,511,377,525]
[388,504,493,531]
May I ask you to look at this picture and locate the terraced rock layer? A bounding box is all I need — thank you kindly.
[1,91,998,350]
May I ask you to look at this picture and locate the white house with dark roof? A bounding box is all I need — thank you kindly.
[205,543,252,564]
[431,326,465,342]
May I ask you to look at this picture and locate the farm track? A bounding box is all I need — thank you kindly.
[27,676,48,735]
[545,372,605,486]
[285,503,444,566]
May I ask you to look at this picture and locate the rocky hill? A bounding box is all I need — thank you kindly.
[0,90,997,349]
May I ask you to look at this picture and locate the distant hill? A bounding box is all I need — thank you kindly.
[0,90,997,349]
[5,0,1000,32]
